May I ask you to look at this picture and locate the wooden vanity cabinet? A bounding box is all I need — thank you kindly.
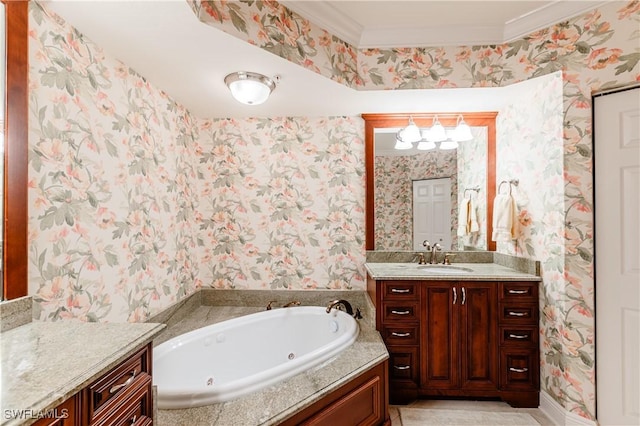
[369,278,539,408]
[33,342,154,426]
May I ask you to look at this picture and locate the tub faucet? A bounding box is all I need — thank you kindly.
[283,300,301,308]
[326,299,362,319]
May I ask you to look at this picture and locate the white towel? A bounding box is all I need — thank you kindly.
[457,198,470,236]
[491,194,518,242]
[469,196,479,233]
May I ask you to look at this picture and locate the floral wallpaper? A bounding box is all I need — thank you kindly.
[28,2,202,322]
[456,127,488,250]
[374,151,458,251]
[23,0,639,422]
[193,0,360,88]
[496,72,566,414]
[194,116,366,290]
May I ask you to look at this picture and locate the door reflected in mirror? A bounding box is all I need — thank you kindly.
[363,112,497,252]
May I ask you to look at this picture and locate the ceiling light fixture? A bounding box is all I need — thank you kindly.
[224,71,276,105]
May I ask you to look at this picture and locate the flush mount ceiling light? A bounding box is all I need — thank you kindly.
[224,71,276,105]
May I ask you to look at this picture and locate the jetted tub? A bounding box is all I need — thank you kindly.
[153,306,359,409]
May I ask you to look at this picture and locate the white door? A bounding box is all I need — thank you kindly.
[413,178,452,251]
[595,86,640,425]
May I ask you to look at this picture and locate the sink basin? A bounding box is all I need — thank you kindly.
[415,265,474,274]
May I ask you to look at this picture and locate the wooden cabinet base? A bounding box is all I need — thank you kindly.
[281,361,390,426]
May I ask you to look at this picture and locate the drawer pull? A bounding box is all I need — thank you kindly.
[453,287,457,305]
[391,310,411,315]
[391,332,411,337]
[109,370,137,394]
[508,289,529,295]
[509,367,529,373]
[508,311,527,317]
[508,333,529,339]
[391,288,410,293]
[394,365,411,370]
[130,416,137,425]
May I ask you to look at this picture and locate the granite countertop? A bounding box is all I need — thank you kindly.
[365,262,541,281]
[1,321,165,426]
[154,290,389,426]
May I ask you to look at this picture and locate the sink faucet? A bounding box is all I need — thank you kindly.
[326,299,362,319]
[283,300,301,308]
[430,243,442,264]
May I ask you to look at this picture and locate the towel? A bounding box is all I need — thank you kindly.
[469,196,479,233]
[458,196,480,236]
[491,194,518,242]
[457,198,470,236]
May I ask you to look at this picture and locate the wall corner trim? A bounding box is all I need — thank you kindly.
[540,391,597,426]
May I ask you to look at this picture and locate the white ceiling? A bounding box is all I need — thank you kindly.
[44,1,603,119]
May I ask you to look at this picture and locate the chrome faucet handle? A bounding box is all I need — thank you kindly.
[266,300,278,310]
[433,242,442,251]
[422,240,431,250]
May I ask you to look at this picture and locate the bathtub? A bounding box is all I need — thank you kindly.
[153,306,359,409]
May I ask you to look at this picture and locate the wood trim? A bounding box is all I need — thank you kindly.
[2,0,29,300]
[362,112,498,251]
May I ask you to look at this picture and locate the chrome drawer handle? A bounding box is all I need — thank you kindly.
[130,415,137,425]
[509,367,529,373]
[391,288,410,293]
[452,287,457,305]
[508,333,529,339]
[508,289,529,294]
[110,370,137,394]
[391,310,411,315]
[394,365,411,370]
[391,332,411,337]
[508,311,527,317]
[461,287,466,305]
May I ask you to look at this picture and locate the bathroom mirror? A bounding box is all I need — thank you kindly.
[363,112,497,252]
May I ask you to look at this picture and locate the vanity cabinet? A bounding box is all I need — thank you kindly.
[33,342,154,426]
[369,279,539,408]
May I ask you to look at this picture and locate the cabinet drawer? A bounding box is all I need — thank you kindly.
[388,347,419,383]
[88,344,151,422]
[500,349,538,391]
[381,325,419,346]
[500,327,538,347]
[500,283,537,301]
[91,374,153,426]
[500,304,538,324]
[382,302,420,322]
[382,281,419,300]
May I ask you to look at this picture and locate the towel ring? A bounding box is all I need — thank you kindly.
[499,180,511,195]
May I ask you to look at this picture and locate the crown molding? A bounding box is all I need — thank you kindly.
[283,1,605,48]
[503,1,608,42]
[280,0,362,46]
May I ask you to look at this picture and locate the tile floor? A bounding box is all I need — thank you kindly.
[389,399,555,425]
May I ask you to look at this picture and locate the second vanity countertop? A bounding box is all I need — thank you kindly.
[365,262,541,281]
[1,321,165,426]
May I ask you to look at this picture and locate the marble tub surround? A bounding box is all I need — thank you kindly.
[364,262,541,281]
[366,250,539,276]
[0,296,33,332]
[1,321,164,426]
[152,289,388,425]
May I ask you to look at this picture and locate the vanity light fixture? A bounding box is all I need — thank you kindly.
[224,71,277,105]
[393,114,474,150]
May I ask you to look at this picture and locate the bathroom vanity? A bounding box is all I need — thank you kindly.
[365,260,541,408]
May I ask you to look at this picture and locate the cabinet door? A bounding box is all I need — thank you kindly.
[459,283,498,391]
[421,283,458,389]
